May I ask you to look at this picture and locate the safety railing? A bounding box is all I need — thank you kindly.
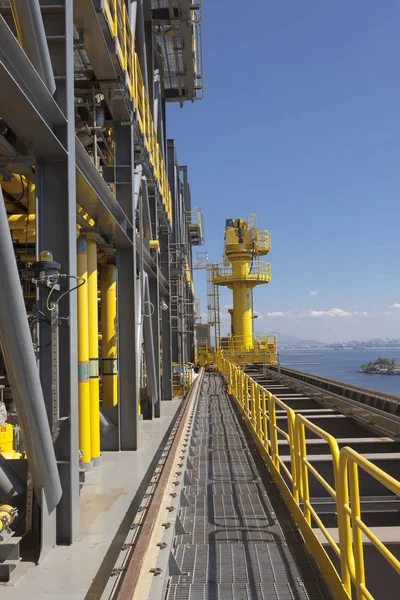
[172,363,193,396]
[218,355,400,600]
[339,447,400,600]
[255,230,271,253]
[186,207,204,245]
[213,260,271,284]
[220,334,277,361]
[103,0,172,224]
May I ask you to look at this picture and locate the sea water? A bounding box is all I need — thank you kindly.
[280,348,400,397]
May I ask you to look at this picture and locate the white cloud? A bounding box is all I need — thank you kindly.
[310,290,318,297]
[390,303,400,308]
[261,307,372,320]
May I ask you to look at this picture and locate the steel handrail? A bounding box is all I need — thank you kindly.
[103,0,173,224]
[217,356,400,600]
[339,447,400,600]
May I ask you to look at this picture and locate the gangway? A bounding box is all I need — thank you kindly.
[100,362,400,600]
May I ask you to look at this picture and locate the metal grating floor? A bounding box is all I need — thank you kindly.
[166,373,333,600]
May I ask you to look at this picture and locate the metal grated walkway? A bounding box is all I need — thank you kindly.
[166,373,333,600]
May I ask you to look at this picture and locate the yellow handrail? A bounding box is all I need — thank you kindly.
[217,355,400,600]
[339,447,400,600]
[103,0,173,224]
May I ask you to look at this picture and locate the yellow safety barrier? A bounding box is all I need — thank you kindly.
[339,447,400,600]
[103,0,172,224]
[218,355,400,600]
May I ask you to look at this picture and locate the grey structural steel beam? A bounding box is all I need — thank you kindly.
[114,124,139,450]
[160,230,173,400]
[36,2,80,548]
[0,14,132,248]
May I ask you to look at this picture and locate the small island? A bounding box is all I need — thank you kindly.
[359,357,400,375]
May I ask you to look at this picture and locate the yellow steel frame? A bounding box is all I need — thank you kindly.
[103,0,172,224]
[218,355,400,600]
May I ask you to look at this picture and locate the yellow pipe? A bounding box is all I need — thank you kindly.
[100,265,118,406]
[149,239,159,250]
[0,505,17,533]
[8,214,35,229]
[77,234,92,468]
[87,238,101,464]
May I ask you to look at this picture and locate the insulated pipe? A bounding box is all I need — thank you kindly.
[136,0,149,96]
[100,265,118,406]
[143,272,158,407]
[87,238,101,465]
[77,235,92,469]
[10,0,56,96]
[0,188,62,512]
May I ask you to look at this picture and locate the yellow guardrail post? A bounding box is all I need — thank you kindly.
[268,393,279,472]
[250,379,256,429]
[339,447,400,600]
[261,389,269,452]
[256,384,262,438]
[295,414,350,595]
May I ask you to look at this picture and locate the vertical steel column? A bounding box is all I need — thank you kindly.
[36,1,79,544]
[100,265,118,407]
[149,276,161,416]
[114,124,139,450]
[160,231,172,400]
[77,235,92,470]
[87,238,101,465]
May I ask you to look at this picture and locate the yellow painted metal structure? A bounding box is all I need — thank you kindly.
[100,265,118,406]
[212,214,276,364]
[218,355,400,600]
[87,238,101,464]
[77,235,92,467]
[0,423,14,454]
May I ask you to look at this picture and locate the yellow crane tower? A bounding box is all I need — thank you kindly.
[212,214,277,364]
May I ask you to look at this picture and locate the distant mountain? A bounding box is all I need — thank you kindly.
[254,331,324,346]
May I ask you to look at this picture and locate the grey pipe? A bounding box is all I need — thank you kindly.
[143,273,158,407]
[134,164,143,212]
[129,0,138,44]
[0,455,25,504]
[153,70,160,136]
[10,0,56,96]
[136,0,149,96]
[141,176,152,239]
[135,275,143,402]
[0,188,62,512]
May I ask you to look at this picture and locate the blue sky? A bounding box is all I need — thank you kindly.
[167,1,400,342]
